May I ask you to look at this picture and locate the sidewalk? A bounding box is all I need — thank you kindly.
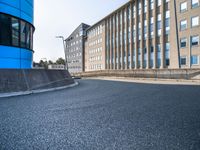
[85,77,200,85]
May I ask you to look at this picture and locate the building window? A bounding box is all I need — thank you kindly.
[150,46,154,68]
[138,1,142,15]
[0,14,11,45]
[191,55,199,65]
[192,0,199,8]
[144,0,147,13]
[157,0,161,6]
[180,20,187,31]
[180,37,187,48]
[150,0,154,10]
[11,18,19,47]
[191,35,199,46]
[165,43,170,66]
[150,17,154,37]
[180,57,187,65]
[180,2,187,12]
[191,16,199,27]
[0,13,34,50]
[157,44,161,68]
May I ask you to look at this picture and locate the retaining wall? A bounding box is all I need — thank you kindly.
[0,69,74,93]
[74,69,200,80]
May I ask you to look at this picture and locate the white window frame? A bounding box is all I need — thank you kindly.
[180,2,187,12]
[191,16,199,27]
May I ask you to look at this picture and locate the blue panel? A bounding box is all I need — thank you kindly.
[21,12,33,24]
[0,3,21,19]
[21,59,32,68]
[0,46,20,59]
[25,0,33,6]
[0,0,34,24]
[0,0,34,69]
[0,58,21,69]
[21,48,33,60]
[0,0,20,9]
[21,0,33,17]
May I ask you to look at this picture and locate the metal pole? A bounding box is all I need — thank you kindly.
[56,36,68,70]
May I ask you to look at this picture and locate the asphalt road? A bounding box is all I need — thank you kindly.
[0,79,200,150]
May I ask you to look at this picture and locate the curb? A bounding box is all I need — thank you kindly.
[85,77,200,86]
[0,82,79,98]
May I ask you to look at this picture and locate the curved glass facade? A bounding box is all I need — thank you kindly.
[0,13,34,50]
[0,0,34,69]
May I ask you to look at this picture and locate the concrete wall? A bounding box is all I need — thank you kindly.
[0,69,74,93]
[75,69,200,80]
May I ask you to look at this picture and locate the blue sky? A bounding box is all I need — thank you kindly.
[33,0,129,62]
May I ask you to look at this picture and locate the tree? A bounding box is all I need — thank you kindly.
[39,60,48,69]
[48,60,54,65]
[56,58,65,65]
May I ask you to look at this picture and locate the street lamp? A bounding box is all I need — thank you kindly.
[55,36,68,70]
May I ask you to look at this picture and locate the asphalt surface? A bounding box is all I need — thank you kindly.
[0,79,200,150]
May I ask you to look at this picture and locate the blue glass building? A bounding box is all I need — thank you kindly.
[0,0,34,68]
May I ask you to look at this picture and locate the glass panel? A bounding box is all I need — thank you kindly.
[11,18,19,46]
[0,14,11,45]
[20,21,26,48]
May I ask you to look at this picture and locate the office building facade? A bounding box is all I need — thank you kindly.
[84,0,200,71]
[65,23,90,73]
[85,21,106,71]
[0,0,34,68]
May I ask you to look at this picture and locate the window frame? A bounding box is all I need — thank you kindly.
[180,37,187,48]
[180,1,188,12]
[191,0,199,8]
[191,16,199,28]
[191,55,199,65]
[180,56,187,65]
[191,35,199,47]
[180,19,187,31]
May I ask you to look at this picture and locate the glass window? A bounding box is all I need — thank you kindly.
[192,0,199,8]
[11,18,19,46]
[181,57,187,65]
[191,55,199,65]
[165,43,170,66]
[20,21,26,48]
[180,20,187,31]
[180,37,187,48]
[150,0,154,10]
[180,2,187,12]
[191,35,199,46]
[0,13,34,50]
[157,0,162,6]
[191,16,199,27]
[0,14,11,45]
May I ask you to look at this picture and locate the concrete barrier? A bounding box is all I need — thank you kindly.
[74,69,200,80]
[0,69,74,93]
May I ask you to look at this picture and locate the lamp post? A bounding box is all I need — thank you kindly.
[55,36,68,70]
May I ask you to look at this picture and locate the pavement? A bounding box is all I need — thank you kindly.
[0,79,200,149]
[85,76,200,85]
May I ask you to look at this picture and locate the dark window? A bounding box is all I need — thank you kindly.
[191,35,199,46]
[151,46,154,52]
[11,18,19,46]
[0,13,34,50]
[181,57,187,65]
[166,59,170,66]
[180,38,187,48]
[0,14,11,45]
[20,21,26,48]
